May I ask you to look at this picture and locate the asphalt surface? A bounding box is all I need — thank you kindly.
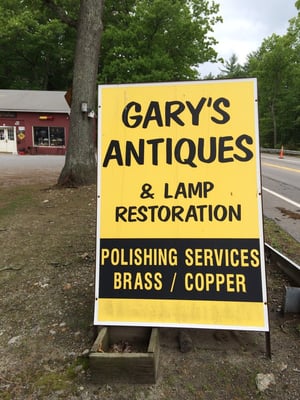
[0,154,65,186]
[261,154,300,243]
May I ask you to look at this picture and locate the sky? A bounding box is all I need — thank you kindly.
[199,0,298,77]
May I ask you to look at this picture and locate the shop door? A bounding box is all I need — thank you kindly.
[0,127,17,153]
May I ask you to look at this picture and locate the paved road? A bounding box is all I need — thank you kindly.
[0,154,65,187]
[261,154,300,243]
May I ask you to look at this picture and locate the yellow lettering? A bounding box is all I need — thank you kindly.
[194,249,204,266]
[134,272,143,289]
[226,274,235,292]
[144,272,153,290]
[204,249,214,266]
[185,273,194,291]
[236,274,246,292]
[154,273,163,290]
[169,248,178,266]
[250,249,260,267]
[240,249,249,266]
[114,272,122,289]
[100,248,110,265]
[230,248,240,267]
[184,249,194,266]
[184,272,247,293]
[215,273,225,291]
[123,272,132,289]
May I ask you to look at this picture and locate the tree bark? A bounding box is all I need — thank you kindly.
[58,0,104,186]
[270,101,277,148]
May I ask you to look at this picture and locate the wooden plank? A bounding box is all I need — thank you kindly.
[89,327,160,384]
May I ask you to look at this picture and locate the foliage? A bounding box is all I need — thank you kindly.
[100,0,222,83]
[245,34,291,147]
[218,53,246,79]
[245,27,300,148]
[0,0,222,89]
[0,0,76,89]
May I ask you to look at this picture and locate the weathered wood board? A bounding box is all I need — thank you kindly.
[89,327,160,384]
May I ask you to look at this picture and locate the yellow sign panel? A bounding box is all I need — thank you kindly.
[94,79,269,331]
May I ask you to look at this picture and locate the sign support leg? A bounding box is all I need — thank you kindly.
[265,331,271,359]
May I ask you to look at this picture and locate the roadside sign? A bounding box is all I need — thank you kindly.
[94,79,269,331]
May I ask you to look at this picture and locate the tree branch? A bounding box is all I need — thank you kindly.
[43,0,78,28]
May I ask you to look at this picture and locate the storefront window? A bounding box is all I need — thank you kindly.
[33,126,65,147]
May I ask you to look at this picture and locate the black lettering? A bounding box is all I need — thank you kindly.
[116,206,127,221]
[122,102,142,128]
[211,97,230,124]
[175,139,197,168]
[198,137,217,163]
[175,182,187,198]
[185,205,198,221]
[166,138,172,164]
[188,182,214,198]
[143,101,163,128]
[165,101,185,126]
[125,139,145,166]
[186,98,207,125]
[146,138,164,165]
[218,136,234,162]
[164,183,172,198]
[234,134,254,161]
[103,140,123,167]
[172,206,185,221]
[137,206,148,222]
[128,206,138,222]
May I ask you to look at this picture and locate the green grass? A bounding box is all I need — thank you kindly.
[0,186,35,219]
[33,358,88,397]
[264,216,300,265]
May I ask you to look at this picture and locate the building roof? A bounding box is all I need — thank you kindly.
[0,90,70,114]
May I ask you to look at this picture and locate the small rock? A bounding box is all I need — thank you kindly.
[255,373,276,392]
[80,252,89,259]
[279,362,288,372]
[74,365,83,373]
[34,281,49,289]
[8,335,22,345]
[63,283,72,290]
[81,349,90,357]
[54,390,65,396]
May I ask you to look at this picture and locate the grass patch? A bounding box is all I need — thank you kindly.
[34,371,72,396]
[34,358,88,397]
[264,216,300,264]
[0,186,35,220]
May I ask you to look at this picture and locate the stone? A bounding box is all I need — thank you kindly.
[255,373,276,392]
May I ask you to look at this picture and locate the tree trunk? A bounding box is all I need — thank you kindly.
[58,0,104,186]
[270,101,277,148]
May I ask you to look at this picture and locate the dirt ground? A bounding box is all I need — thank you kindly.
[0,170,299,400]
